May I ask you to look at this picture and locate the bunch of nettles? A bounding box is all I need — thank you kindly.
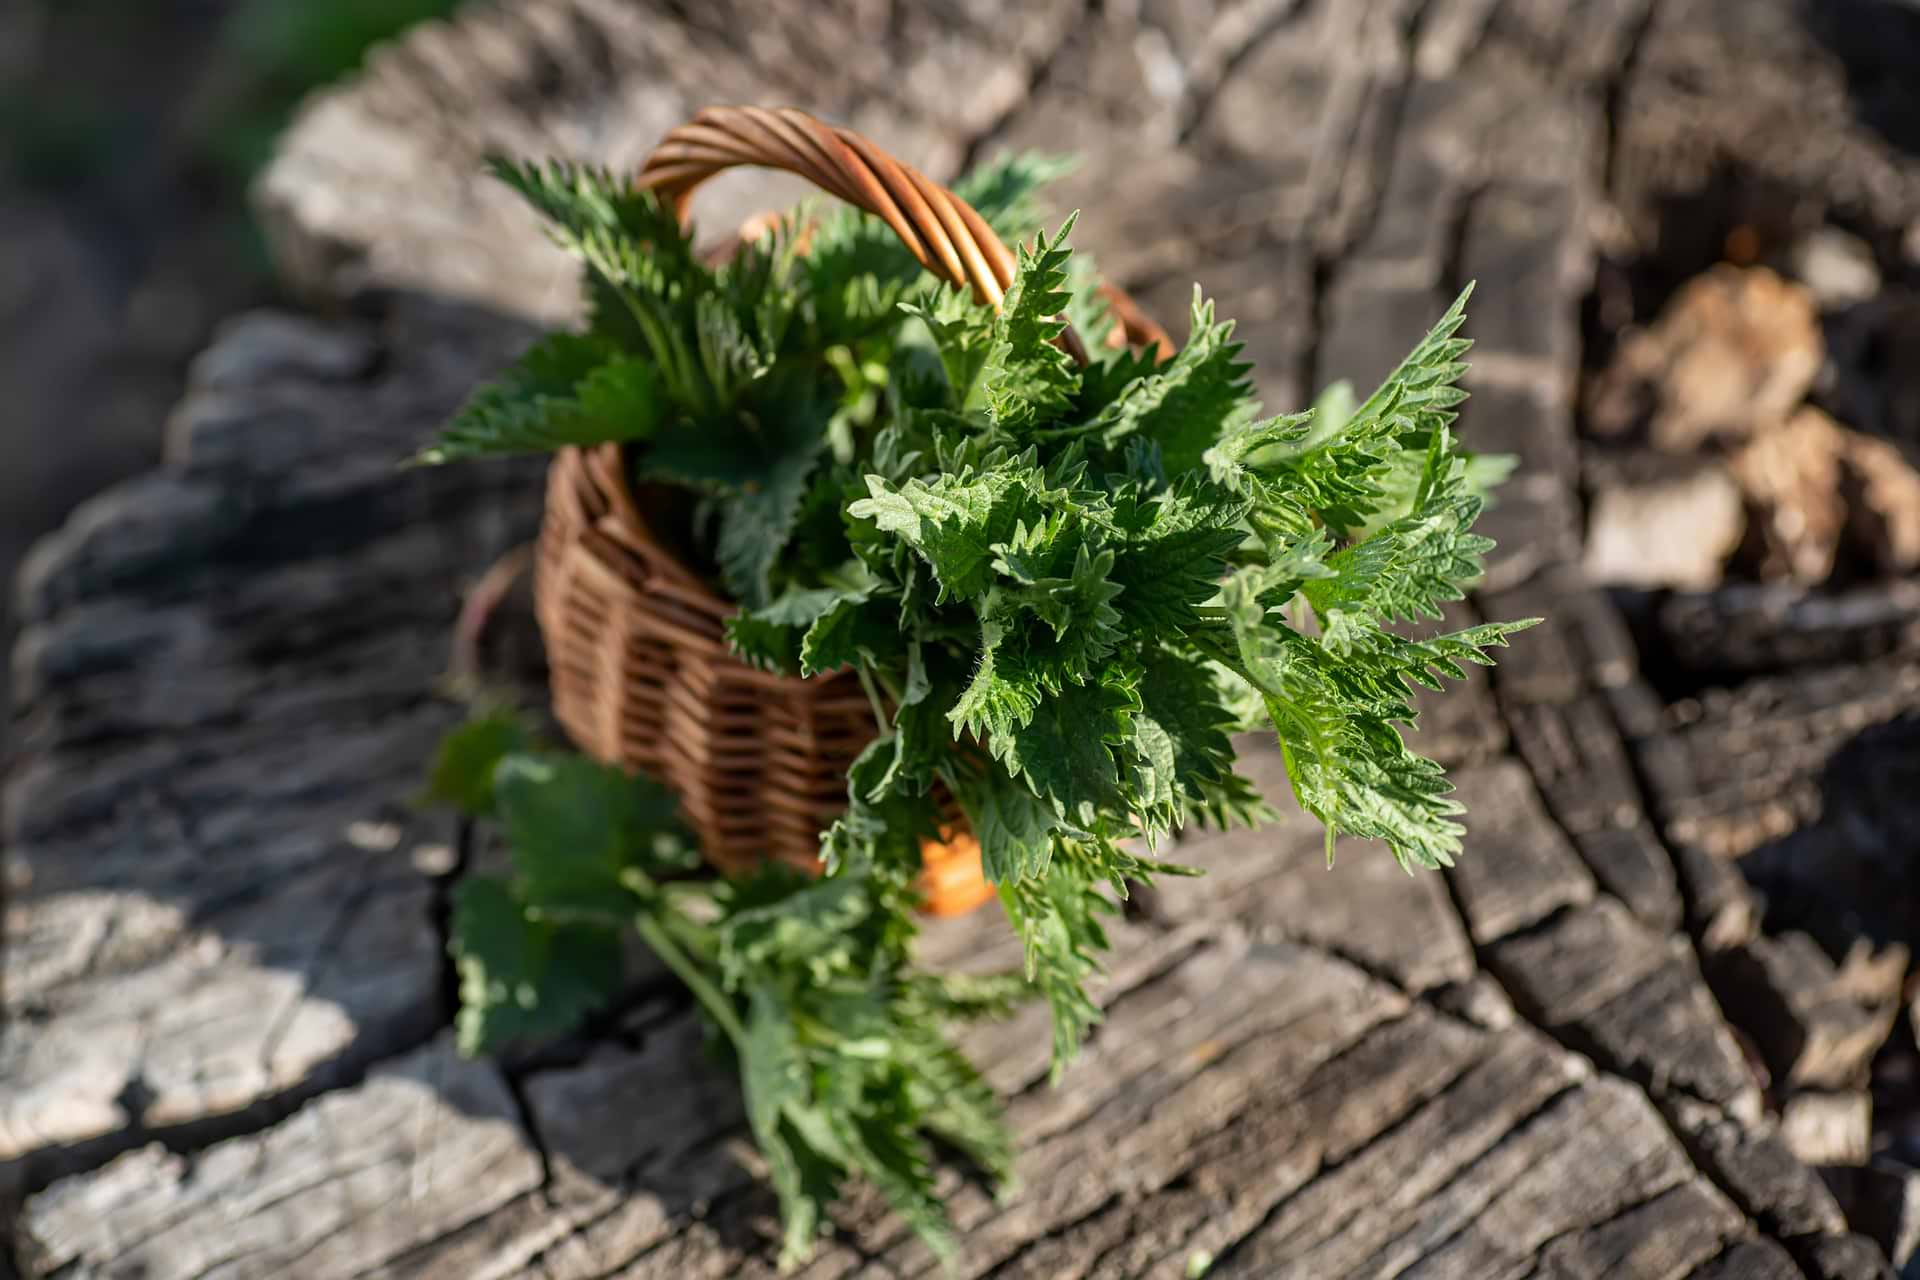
[423,149,1532,1267]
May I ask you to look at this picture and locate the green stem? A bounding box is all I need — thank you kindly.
[1026,419,1108,445]
[855,662,891,727]
[634,909,747,1048]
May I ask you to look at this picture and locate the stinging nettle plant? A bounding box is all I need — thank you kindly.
[420,130,1535,1267]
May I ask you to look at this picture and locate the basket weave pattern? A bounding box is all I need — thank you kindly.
[535,107,1168,886]
[537,444,872,875]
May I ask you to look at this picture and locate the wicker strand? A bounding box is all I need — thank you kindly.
[639,107,1010,302]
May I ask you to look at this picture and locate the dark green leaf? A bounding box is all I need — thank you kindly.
[422,710,527,816]
[450,876,622,1056]
[494,753,697,918]
[997,678,1137,828]
[954,767,1059,883]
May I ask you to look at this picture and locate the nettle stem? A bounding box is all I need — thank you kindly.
[623,870,748,1047]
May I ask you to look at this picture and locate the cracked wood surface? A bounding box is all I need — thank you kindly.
[2,300,545,1204]
[8,0,1920,1275]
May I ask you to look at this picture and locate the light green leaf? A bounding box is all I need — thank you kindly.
[975,215,1080,431]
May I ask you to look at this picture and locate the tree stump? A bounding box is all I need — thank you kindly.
[8,0,1920,1275]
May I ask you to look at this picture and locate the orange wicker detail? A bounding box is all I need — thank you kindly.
[535,107,1166,904]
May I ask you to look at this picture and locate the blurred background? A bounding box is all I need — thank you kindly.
[0,0,464,730]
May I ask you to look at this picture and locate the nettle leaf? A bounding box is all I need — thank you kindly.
[871,642,957,800]
[954,767,1059,883]
[1265,286,1477,538]
[1108,479,1248,631]
[423,709,528,817]
[975,216,1080,432]
[993,540,1125,682]
[1302,428,1494,628]
[949,605,1043,745]
[420,336,665,463]
[1136,647,1242,816]
[494,753,697,918]
[1089,289,1255,475]
[850,469,1033,602]
[1202,410,1315,491]
[720,875,872,990]
[727,585,851,674]
[998,677,1138,828]
[739,988,835,1266]
[996,833,1169,1074]
[898,1027,1019,1189]
[1208,564,1498,870]
[800,592,902,676]
[450,876,623,1056]
[836,1097,952,1262]
[715,443,822,610]
[901,289,996,407]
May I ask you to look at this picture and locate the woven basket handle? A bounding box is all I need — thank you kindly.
[637,105,1099,363]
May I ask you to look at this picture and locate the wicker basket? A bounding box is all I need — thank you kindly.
[534,106,1169,914]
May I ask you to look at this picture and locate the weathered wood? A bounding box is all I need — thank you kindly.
[1,303,542,1198]
[1671,842,1768,955]
[1488,900,1764,1123]
[1667,1101,1850,1244]
[1628,659,1920,863]
[15,1037,541,1280]
[1649,582,1920,681]
[1709,933,1901,1092]
[1781,1093,1874,1169]
[1688,1239,1806,1280]
[1816,1165,1920,1276]
[1445,761,1596,945]
[1528,1181,1748,1280]
[1798,1232,1900,1280]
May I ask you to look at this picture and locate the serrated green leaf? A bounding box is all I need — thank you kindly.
[954,768,1059,883]
[997,678,1137,828]
[901,288,996,407]
[739,988,833,1266]
[975,216,1080,431]
[1135,648,1241,818]
[726,585,850,674]
[1088,289,1255,475]
[799,593,900,676]
[720,875,872,990]
[419,335,665,463]
[850,469,1032,602]
[494,753,697,918]
[450,876,622,1056]
[715,445,821,610]
[1108,479,1248,630]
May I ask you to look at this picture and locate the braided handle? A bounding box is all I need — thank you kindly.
[637,105,1097,363]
